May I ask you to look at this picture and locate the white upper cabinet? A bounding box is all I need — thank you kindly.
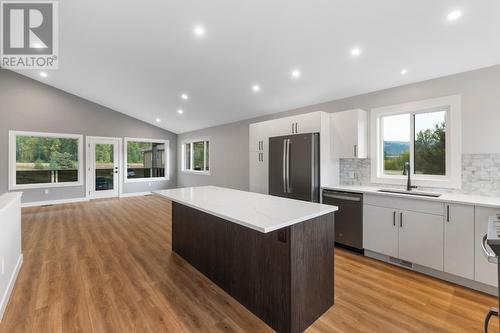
[444,203,475,280]
[249,151,268,194]
[249,111,337,193]
[331,109,368,158]
[267,112,322,137]
[249,121,270,152]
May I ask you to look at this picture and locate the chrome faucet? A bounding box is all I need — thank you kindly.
[403,162,418,191]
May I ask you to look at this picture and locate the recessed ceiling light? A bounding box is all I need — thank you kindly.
[39,71,48,78]
[351,47,362,57]
[401,69,408,75]
[156,118,161,123]
[252,84,261,92]
[193,25,205,37]
[291,69,301,79]
[181,93,189,100]
[447,10,462,21]
[177,109,184,115]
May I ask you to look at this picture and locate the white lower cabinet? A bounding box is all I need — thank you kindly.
[444,204,475,280]
[364,195,498,288]
[398,210,444,271]
[364,199,445,272]
[475,206,498,287]
[363,205,399,258]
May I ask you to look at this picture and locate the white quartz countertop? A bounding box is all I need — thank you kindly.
[155,186,337,233]
[322,185,500,209]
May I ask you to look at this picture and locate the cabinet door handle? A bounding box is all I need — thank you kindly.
[446,205,450,222]
[291,123,294,134]
[295,122,298,133]
[393,211,396,226]
[399,212,403,228]
[353,144,357,157]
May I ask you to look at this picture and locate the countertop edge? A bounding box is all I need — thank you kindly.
[322,185,500,209]
[155,191,337,233]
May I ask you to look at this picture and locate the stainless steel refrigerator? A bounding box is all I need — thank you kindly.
[268,133,320,202]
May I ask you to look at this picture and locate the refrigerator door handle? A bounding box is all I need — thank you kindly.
[282,139,287,193]
[286,139,291,193]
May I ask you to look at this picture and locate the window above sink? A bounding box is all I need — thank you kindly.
[370,95,462,189]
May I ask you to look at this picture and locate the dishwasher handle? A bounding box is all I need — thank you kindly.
[323,192,361,202]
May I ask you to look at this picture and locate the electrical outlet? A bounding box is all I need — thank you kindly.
[44,189,49,194]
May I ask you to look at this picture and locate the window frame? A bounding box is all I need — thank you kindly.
[370,95,461,189]
[8,130,84,190]
[123,137,170,183]
[181,137,211,175]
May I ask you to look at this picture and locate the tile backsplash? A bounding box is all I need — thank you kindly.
[339,154,500,197]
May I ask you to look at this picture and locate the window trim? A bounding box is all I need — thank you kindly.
[8,130,84,190]
[370,95,462,189]
[181,137,211,175]
[123,137,170,183]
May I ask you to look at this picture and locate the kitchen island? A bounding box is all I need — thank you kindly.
[155,186,337,333]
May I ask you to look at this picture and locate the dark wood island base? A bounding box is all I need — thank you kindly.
[172,202,335,333]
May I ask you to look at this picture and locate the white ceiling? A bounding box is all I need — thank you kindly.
[18,0,500,134]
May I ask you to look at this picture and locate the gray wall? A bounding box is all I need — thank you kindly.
[0,70,177,203]
[178,64,500,190]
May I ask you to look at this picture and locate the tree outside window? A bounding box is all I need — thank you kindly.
[382,110,446,177]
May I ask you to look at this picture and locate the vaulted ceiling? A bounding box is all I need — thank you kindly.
[17,0,500,133]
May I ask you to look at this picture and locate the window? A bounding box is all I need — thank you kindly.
[9,131,83,189]
[124,138,169,182]
[371,95,461,188]
[182,139,210,174]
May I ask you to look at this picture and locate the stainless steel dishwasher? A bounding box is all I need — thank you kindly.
[322,189,363,253]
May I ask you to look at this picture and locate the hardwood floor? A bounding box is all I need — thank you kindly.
[0,195,497,333]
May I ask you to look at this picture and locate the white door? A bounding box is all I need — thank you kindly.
[363,204,399,257]
[87,137,121,199]
[444,203,474,279]
[398,210,444,271]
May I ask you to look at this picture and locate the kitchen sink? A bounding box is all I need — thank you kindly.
[377,189,442,198]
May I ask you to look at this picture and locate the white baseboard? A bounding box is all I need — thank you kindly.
[364,250,498,296]
[21,197,89,208]
[119,191,152,198]
[0,254,23,322]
